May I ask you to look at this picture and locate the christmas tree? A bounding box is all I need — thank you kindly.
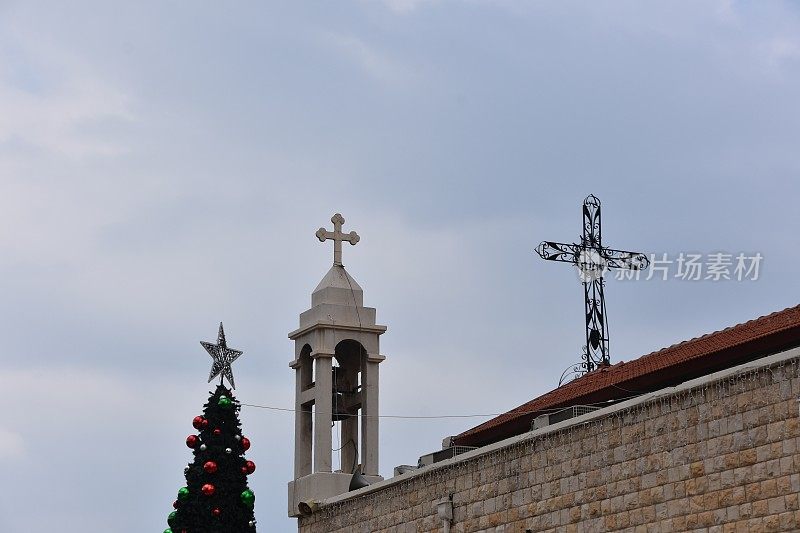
[165,324,257,533]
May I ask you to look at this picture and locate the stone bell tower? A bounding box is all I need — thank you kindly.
[287,213,386,517]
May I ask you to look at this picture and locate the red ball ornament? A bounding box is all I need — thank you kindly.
[245,460,256,474]
[203,461,218,474]
[201,418,209,428]
[186,435,198,448]
[241,466,248,474]
[173,500,179,509]
[213,428,221,436]
[201,483,216,496]
[192,416,205,430]
[241,437,251,451]
[212,508,221,517]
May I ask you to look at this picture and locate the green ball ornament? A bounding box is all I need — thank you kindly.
[218,396,232,409]
[240,489,255,507]
[177,487,189,502]
[164,530,173,533]
[167,511,177,526]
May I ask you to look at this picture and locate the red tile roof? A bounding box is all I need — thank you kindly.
[453,304,800,448]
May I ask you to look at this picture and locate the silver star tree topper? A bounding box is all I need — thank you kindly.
[201,322,243,389]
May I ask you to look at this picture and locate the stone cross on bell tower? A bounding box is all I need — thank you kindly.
[288,213,387,517]
[316,213,360,267]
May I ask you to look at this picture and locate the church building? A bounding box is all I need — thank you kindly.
[288,213,800,532]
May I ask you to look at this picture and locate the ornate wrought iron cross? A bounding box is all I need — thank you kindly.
[316,213,360,266]
[536,195,649,374]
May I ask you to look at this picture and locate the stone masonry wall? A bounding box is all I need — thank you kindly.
[299,352,800,532]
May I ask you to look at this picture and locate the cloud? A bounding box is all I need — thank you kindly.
[0,367,141,416]
[322,32,415,85]
[0,26,134,158]
[761,37,800,69]
[713,0,740,25]
[380,0,437,14]
[0,430,24,460]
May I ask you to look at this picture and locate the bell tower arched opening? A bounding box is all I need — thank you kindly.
[332,339,366,474]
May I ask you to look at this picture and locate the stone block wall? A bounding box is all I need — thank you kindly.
[298,352,800,532]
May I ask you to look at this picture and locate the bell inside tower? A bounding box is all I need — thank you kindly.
[331,339,366,473]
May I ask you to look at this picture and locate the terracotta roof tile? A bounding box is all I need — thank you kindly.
[453,304,800,447]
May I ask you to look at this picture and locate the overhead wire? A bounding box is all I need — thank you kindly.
[240,392,645,420]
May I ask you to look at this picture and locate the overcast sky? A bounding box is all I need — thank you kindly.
[1,1,799,531]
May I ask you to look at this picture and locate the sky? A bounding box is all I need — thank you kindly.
[0,1,799,531]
